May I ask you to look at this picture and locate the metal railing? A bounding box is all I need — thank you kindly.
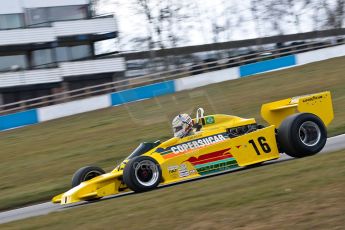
[1,40,344,115]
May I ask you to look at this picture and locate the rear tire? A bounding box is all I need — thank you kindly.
[123,156,162,192]
[277,113,327,158]
[72,166,105,188]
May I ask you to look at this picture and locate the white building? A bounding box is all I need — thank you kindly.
[0,0,125,105]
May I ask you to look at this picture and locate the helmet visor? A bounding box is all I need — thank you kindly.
[173,125,183,133]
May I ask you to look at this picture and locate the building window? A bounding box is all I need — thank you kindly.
[0,14,23,29]
[26,8,49,27]
[32,49,53,68]
[55,45,92,62]
[0,55,27,71]
[49,5,88,21]
[27,5,88,27]
[71,45,91,60]
[55,47,70,62]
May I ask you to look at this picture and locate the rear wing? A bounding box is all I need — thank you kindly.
[261,91,334,127]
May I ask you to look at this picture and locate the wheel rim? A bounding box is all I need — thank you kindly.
[134,160,159,187]
[298,121,321,147]
[83,170,103,181]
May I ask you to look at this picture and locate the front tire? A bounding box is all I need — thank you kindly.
[123,156,162,192]
[72,166,105,187]
[277,113,327,158]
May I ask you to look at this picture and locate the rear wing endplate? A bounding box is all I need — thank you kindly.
[261,91,334,127]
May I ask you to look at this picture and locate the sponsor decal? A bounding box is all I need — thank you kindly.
[178,164,189,177]
[168,165,179,178]
[167,147,240,178]
[185,148,232,165]
[168,164,192,178]
[170,134,227,154]
[291,94,323,104]
[302,95,323,103]
[196,158,238,175]
[184,148,239,176]
[205,116,215,124]
[168,165,178,173]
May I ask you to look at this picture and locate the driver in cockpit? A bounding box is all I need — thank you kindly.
[171,114,195,138]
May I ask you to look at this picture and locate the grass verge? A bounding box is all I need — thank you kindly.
[0,56,345,211]
[2,150,345,229]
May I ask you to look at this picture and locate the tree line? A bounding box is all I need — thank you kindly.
[96,0,345,51]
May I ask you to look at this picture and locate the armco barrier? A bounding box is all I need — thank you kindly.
[239,55,296,77]
[38,95,111,122]
[0,109,38,131]
[174,67,239,91]
[296,44,345,65]
[111,80,175,106]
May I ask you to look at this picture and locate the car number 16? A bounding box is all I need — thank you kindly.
[248,136,271,155]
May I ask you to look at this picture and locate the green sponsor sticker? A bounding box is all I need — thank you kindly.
[205,116,215,124]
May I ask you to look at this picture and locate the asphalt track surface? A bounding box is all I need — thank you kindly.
[1,134,345,225]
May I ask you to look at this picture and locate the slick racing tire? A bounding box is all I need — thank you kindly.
[72,166,105,187]
[123,156,162,192]
[277,113,327,158]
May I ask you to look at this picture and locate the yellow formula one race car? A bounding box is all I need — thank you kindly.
[53,91,334,205]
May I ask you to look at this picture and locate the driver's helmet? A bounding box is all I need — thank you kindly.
[172,114,193,138]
